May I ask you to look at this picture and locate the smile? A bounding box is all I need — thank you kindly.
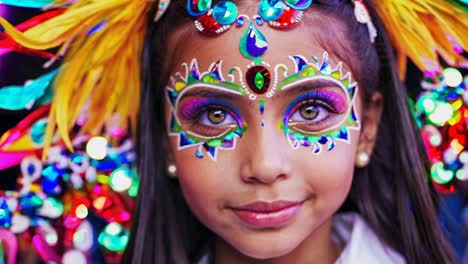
[230,200,302,229]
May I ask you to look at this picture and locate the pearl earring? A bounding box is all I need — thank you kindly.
[356,152,370,167]
[167,163,177,178]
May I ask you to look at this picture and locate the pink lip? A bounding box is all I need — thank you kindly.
[231,201,302,228]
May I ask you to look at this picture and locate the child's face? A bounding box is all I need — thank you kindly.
[164,19,366,259]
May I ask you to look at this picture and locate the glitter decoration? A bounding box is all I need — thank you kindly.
[268,6,304,29]
[187,0,211,16]
[186,0,313,63]
[0,106,138,263]
[212,1,238,25]
[279,52,360,154]
[195,10,231,35]
[239,22,268,63]
[259,99,266,128]
[285,0,313,10]
[167,59,247,160]
[414,70,468,193]
[246,65,271,94]
[258,0,285,21]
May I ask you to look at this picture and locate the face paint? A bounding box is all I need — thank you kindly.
[278,52,360,154]
[167,59,247,160]
[259,99,265,128]
[167,52,359,159]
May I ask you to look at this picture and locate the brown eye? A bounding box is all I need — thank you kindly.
[300,105,319,120]
[208,109,226,124]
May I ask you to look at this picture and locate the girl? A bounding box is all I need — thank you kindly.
[123,0,461,263]
[0,0,465,263]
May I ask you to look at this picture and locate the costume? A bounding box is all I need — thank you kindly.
[0,0,466,263]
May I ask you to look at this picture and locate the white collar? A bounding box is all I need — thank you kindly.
[332,212,406,264]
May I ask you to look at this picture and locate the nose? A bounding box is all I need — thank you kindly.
[239,124,292,185]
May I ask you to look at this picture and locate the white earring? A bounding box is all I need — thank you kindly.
[356,152,370,167]
[167,163,177,178]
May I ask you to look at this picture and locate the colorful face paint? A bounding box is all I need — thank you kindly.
[167,59,247,160]
[278,52,360,154]
[167,52,359,158]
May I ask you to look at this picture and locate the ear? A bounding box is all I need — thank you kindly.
[356,91,383,167]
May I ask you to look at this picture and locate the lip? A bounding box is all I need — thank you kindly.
[230,201,302,228]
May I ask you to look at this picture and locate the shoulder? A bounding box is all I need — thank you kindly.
[333,213,406,264]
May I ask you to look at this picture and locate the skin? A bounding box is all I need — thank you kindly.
[164,11,383,264]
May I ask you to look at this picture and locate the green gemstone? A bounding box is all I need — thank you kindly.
[197,0,212,12]
[254,72,265,90]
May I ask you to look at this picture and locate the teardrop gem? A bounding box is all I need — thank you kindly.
[285,0,312,10]
[246,66,271,94]
[258,0,285,21]
[268,6,303,29]
[239,22,268,62]
[213,1,238,25]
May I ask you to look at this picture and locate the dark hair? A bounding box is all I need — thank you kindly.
[123,0,457,263]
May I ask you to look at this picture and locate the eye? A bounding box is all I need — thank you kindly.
[201,108,235,126]
[284,89,349,133]
[289,102,328,124]
[177,98,242,138]
[299,104,319,120]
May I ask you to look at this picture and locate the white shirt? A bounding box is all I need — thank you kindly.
[332,213,405,264]
[198,212,406,264]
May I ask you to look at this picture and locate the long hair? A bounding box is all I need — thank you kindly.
[123,0,457,263]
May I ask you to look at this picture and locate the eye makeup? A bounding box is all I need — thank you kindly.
[177,97,244,139]
[167,52,360,159]
[276,53,360,154]
[167,59,247,160]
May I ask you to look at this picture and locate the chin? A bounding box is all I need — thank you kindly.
[229,234,301,260]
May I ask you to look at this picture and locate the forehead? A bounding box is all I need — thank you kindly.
[167,13,354,77]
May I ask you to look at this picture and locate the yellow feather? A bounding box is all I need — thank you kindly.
[371,0,468,77]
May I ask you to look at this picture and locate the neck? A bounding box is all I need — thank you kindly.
[214,218,342,264]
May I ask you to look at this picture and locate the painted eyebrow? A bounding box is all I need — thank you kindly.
[279,77,347,98]
[180,86,243,101]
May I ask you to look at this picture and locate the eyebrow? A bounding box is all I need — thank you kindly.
[180,86,243,101]
[279,77,347,98]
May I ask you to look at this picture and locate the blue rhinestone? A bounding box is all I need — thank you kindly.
[236,16,245,27]
[213,1,238,25]
[255,16,264,25]
[258,0,284,22]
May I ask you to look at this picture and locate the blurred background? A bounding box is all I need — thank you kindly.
[0,3,467,264]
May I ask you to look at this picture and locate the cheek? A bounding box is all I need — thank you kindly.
[170,136,233,224]
[296,133,358,208]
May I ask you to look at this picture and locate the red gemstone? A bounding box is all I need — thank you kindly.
[246,66,271,95]
[195,12,229,35]
[268,6,303,29]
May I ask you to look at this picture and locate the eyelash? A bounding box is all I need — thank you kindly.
[178,99,241,137]
[285,90,347,132]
